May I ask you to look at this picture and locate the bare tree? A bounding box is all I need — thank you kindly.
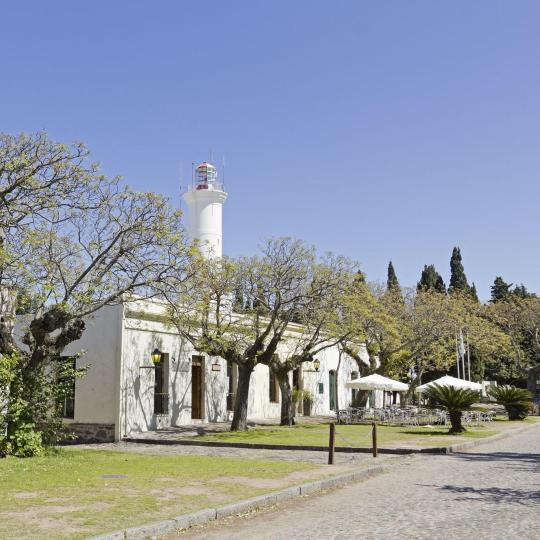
[267,253,357,425]
[0,132,191,454]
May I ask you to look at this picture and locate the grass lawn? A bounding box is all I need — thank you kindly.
[197,422,502,448]
[0,449,319,539]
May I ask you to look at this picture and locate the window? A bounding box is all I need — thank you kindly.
[269,369,279,403]
[351,371,359,380]
[154,353,169,415]
[318,383,324,394]
[329,370,337,411]
[57,356,76,419]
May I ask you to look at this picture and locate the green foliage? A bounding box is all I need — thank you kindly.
[487,296,540,382]
[1,353,87,457]
[0,353,16,406]
[470,283,479,302]
[417,264,446,293]
[425,384,481,411]
[386,261,400,293]
[302,389,314,404]
[491,277,512,302]
[449,247,469,293]
[513,284,536,299]
[424,384,481,433]
[291,388,303,403]
[0,423,43,457]
[488,385,531,420]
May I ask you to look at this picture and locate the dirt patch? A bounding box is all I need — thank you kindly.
[212,476,285,489]
[11,492,41,499]
[211,465,352,490]
[150,486,213,498]
[0,510,89,536]
[285,465,352,482]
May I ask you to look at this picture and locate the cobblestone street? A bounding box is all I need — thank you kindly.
[172,424,540,540]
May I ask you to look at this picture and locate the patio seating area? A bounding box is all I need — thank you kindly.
[337,406,497,427]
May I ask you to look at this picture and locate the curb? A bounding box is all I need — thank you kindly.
[122,437,419,454]
[87,463,388,540]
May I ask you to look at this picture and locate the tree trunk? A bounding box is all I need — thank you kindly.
[230,363,254,431]
[448,410,466,433]
[277,371,295,426]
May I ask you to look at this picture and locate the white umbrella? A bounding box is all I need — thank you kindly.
[345,373,409,392]
[415,375,482,393]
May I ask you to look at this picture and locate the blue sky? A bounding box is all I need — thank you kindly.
[2,1,539,299]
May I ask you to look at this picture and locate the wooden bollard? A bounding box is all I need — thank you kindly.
[328,423,335,465]
[372,421,378,458]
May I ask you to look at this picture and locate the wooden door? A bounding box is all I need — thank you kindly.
[191,359,203,419]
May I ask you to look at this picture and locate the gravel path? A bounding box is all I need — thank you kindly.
[170,424,540,540]
[73,441,398,466]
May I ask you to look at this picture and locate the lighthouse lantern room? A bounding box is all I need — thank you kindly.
[182,161,228,259]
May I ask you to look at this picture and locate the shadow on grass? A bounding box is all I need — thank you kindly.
[399,429,492,438]
[400,430,453,437]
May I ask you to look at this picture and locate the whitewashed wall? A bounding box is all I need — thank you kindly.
[63,305,123,426]
[120,308,229,436]
[61,298,369,438]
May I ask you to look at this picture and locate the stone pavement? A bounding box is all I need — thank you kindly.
[74,440,399,466]
[166,423,540,540]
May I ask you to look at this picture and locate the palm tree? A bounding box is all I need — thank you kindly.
[488,386,531,420]
[424,384,481,433]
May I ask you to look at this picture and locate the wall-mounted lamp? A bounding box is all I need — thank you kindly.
[151,348,163,364]
[140,348,163,370]
[304,358,321,373]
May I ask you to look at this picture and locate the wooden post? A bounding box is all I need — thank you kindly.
[328,423,335,465]
[372,421,378,458]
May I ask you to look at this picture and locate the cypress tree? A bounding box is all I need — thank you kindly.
[386,261,400,293]
[354,270,366,285]
[417,264,446,293]
[470,282,479,302]
[512,284,535,299]
[449,247,469,293]
[491,276,512,302]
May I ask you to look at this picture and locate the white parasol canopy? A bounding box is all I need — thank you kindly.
[415,375,482,393]
[345,374,409,392]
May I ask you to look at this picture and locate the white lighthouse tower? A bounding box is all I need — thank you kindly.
[182,162,228,259]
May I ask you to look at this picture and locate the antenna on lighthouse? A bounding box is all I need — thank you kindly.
[178,161,183,211]
[222,155,226,189]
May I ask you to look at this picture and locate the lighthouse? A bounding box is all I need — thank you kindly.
[182,162,228,259]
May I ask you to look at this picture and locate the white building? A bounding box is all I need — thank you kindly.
[62,162,363,442]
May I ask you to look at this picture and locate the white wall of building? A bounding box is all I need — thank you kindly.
[119,318,230,435]
[66,298,366,439]
[63,304,123,425]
